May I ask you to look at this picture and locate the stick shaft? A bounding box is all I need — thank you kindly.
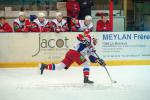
[103,65,113,82]
[95,52,113,82]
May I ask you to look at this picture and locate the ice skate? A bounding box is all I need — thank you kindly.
[84,76,94,84]
[40,63,47,75]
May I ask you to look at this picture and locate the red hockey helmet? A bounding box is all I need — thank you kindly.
[77,34,84,41]
[84,29,90,35]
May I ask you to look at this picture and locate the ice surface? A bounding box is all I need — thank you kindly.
[0,66,150,100]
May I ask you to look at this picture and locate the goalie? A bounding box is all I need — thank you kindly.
[39,32,105,84]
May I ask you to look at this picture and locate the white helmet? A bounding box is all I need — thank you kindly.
[56,12,63,17]
[19,12,25,16]
[38,12,45,18]
[85,15,92,21]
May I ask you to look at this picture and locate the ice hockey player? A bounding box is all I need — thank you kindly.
[31,12,51,32]
[66,0,80,31]
[0,16,13,32]
[39,31,105,84]
[50,12,69,33]
[13,12,31,32]
[70,15,93,32]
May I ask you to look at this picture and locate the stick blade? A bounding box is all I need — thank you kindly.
[112,80,117,84]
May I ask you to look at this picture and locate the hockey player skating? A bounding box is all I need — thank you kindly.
[39,32,105,84]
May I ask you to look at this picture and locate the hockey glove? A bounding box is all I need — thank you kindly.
[97,58,106,66]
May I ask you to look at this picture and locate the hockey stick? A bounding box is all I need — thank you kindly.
[94,52,117,84]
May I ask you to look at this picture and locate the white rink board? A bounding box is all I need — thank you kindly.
[97,32,150,60]
[0,32,150,66]
[0,33,77,62]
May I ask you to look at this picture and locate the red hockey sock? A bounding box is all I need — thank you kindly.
[47,64,55,70]
[83,68,89,77]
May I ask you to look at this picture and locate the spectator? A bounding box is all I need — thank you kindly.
[66,0,80,31]
[0,16,13,32]
[71,15,93,32]
[31,12,51,32]
[13,12,31,32]
[78,0,94,20]
[96,14,111,31]
[66,0,80,18]
[51,12,69,33]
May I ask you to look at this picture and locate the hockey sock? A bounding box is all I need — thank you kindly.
[48,62,66,70]
[83,68,90,77]
[47,64,55,70]
[82,61,90,77]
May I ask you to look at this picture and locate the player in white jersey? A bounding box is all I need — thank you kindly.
[51,12,69,33]
[31,12,51,32]
[70,15,93,32]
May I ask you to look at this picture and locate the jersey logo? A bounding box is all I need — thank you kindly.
[80,56,85,61]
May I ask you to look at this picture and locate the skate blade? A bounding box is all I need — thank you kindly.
[38,63,42,75]
[84,83,94,87]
